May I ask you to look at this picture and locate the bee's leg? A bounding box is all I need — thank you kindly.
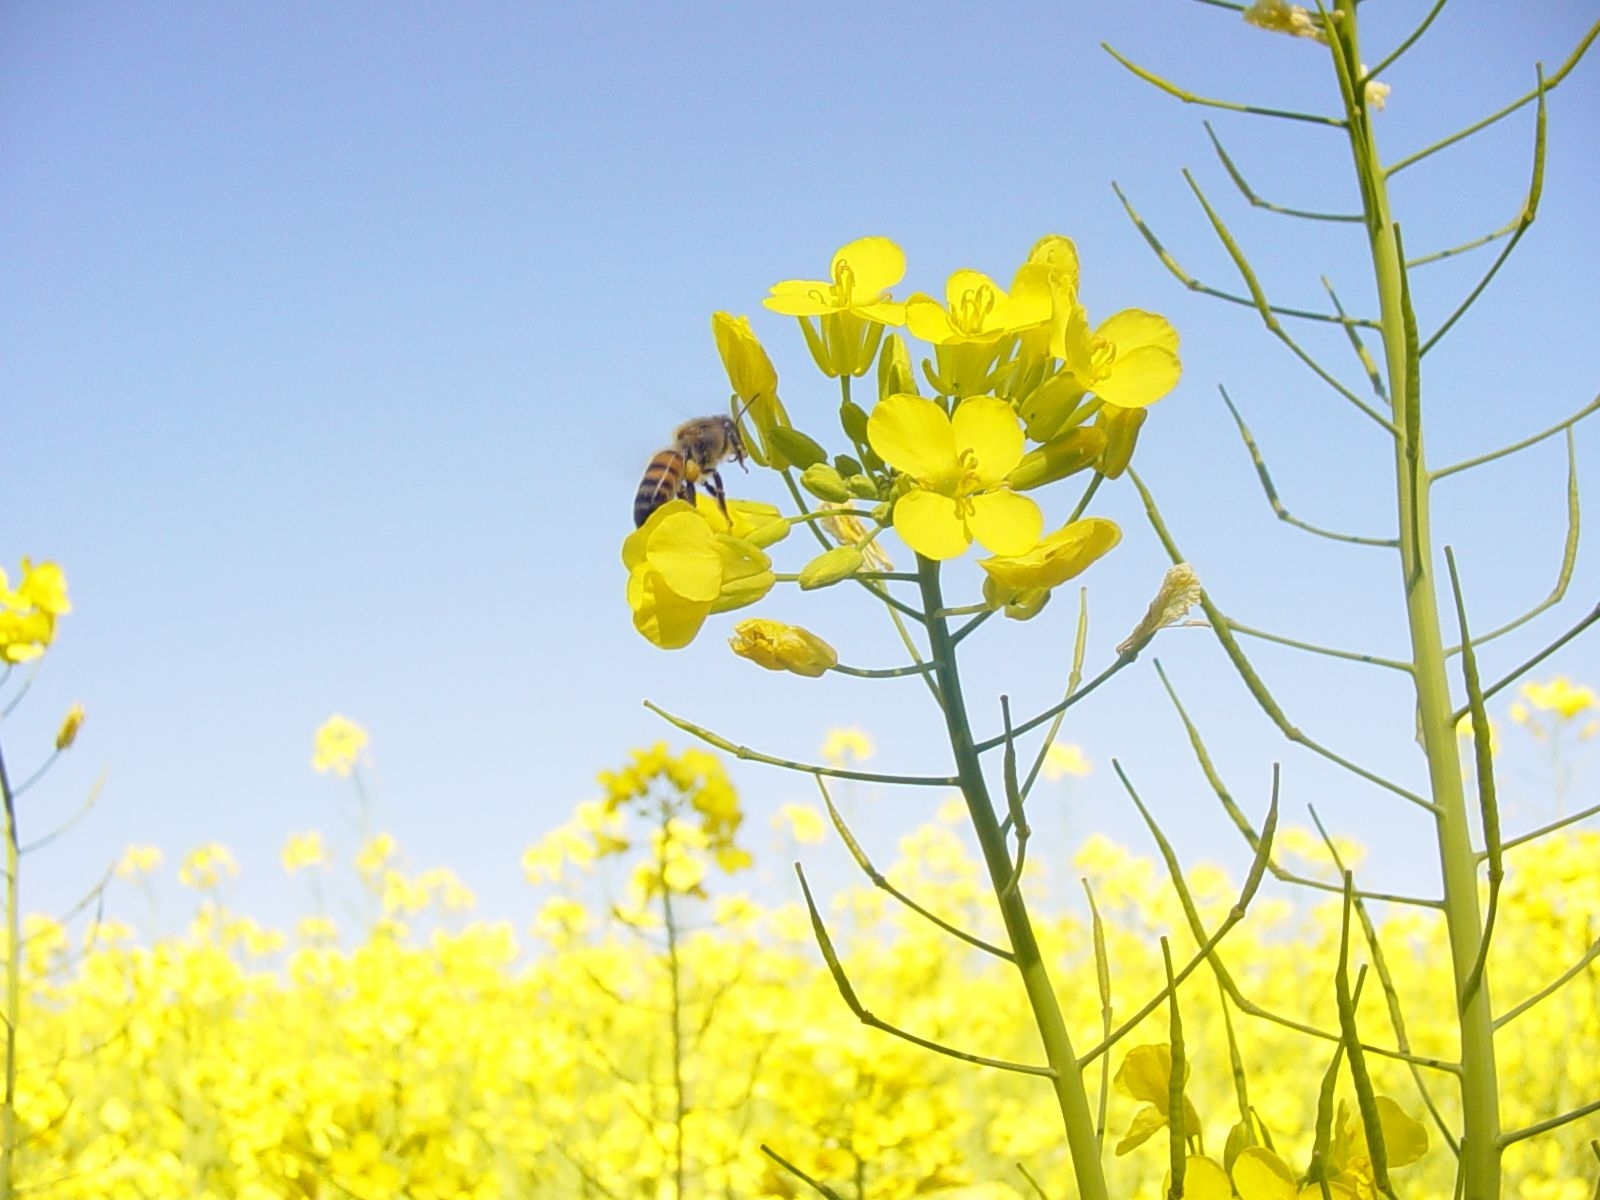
[679,476,698,509]
[703,467,730,520]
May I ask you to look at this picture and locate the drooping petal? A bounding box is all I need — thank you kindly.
[966,489,1043,557]
[905,292,962,344]
[1231,1148,1298,1200]
[646,510,724,602]
[1374,1096,1429,1167]
[868,393,958,482]
[1094,344,1182,409]
[893,489,971,560]
[979,517,1120,592]
[951,395,1026,484]
[628,568,710,650]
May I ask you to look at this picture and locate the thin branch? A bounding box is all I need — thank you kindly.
[1225,617,1412,671]
[1323,278,1389,402]
[829,660,940,680]
[1182,171,1399,432]
[795,864,1054,1077]
[1006,589,1092,829]
[1407,220,1515,269]
[644,701,958,787]
[18,772,107,856]
[1434,394,1600,482]
[814,774,1014,962]
[1103,41,1346,126]
[972,650,1136,754]
[1158,662,1440,907]
[1205,121,1363,222]
[1446,431,1582,659]
[759,1145,847,1200]
[1499,797,1600,855]
[1111,182,1381,331]
[1387,18,1598,176]
[1079,765,1279,1065]
[1419,67,1547,357]
[1219,385,1398,547]
[1130,469,1439,814]
[1364,0,1449,81]
[1494,932,1600,1031]
[1501,1096,1600,1148]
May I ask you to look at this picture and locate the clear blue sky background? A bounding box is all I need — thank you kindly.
[4,2,1597,935]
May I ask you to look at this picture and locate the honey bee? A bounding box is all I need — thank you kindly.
[633,414,749,528]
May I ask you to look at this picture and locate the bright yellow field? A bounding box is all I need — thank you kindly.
[18,731,1600,1199]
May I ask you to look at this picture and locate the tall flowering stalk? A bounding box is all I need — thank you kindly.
[624,235,1189,1198]
[1101,3,1600,1196]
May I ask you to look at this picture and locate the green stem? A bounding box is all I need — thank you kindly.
[0,740,17,1200]
[1334,4,1501,1191]
[914,555,1107,1200]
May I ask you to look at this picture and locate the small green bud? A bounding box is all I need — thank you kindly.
[833,453,863,478]
[768,426,830,469]
[846,474,878,500]
[799,545,864,590]
[800,464,852,503]
[871,500,892,524]
[877,333,918,400]
[840,400,872,446]
[1007,427,1107,492]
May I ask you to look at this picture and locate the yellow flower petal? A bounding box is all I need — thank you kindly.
[980,517,1120,593]
[1231,1148,1298,1200]
[951,396,1025,485]
[893,489,971,561]
[1097,308,1179,356]
[833,235,906,296]
[645,510,723,603]
[868,393,958,482]
[1375,1095,1429,1167]
[628,568,711,650]
[1093,343,1182,409]
[966,490,1042,557]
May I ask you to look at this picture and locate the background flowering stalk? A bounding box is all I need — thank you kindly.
[1104,3,1600,1196]
[626,233,1183,1199]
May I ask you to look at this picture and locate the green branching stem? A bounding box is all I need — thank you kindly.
[973,651,1135,754]
[1364,0,1449,81]
[915,555,1108,1200]
[828,660,941,680]
[1219,386,1397,547]
[1419,70,1546,358]
[760,1144,847,1200]
[1501,1097,1600,1148]
[1224,617,1412,671]
[0,738,18,1200]
[1103,42,1344,126]
[1182,169,1398,432]
[1494,933,1600,1032]
[794,864,1055,1079]
[1205,121,1363,222]
[1386,18,1598,176]
[1322,279,1388,400]
[1111,182,1380,331]
[644,701,958,787]
[1433,395,1600,482]
[15,771,105,856]
[1498,796,1600,856]
[1128,469,1437,814]
[815,775,1014,962]
[1446,431,1581,658]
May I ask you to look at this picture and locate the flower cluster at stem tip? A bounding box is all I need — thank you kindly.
[622,236,1181,657]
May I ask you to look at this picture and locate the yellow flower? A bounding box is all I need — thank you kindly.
[869,394,1041,561]
[624,502,775,649]
[1056,305,1182,409]
[281,831,330,873]
[765,236,907,377]
[355,832,398,878]
[1519,677,1597,721]
[1325,1097,1429,1197]
[711,311,792,468]
[1042,742,1092,781]
[115,844,164,880]
[776,803,827,844]
[312,714,368,777]
[179,842,239,890]
[1112,1043,1201,1155]
[54,703,86,751]
[822,727,874,765]
[979,516,1121,608]
[907,265,1052,396]
[728,619,837,678]
[0,558,70,664]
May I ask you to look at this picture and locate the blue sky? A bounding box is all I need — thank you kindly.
[4,2,1597,935]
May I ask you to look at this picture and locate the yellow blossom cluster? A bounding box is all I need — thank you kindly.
[5,806,1595,1198]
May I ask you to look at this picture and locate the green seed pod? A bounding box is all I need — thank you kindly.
[1007,427,1108,492]
[800,463,852,503]
[799,545,864,590]
[767,426,830,470]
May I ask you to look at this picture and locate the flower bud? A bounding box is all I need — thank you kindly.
[799,546,864,590]
[876,333,918,401]
[768,426,829,469]
[728,619,838,677]
[840,400,872,446]
[1096,403,1148,480]
[1007,427,1107,492]
[846,474,878,500]
[800,464,853,503]
[55,703,86,751]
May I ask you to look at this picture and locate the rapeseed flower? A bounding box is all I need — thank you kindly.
[1056,304,1181,410]
[728,618,838,677]
[868,394,1041,561]
[978,516,1120,609]
[312,714,369,777]
[624,502,775,649]
[908,265,1052,396]
[1112,1043,1201,1155]
[0,558,70,663]
[766,236,907,377]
